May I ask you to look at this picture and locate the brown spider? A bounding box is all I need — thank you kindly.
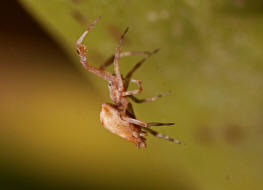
[76,17,184,148]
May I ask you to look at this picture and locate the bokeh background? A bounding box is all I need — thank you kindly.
[1,0,262,189]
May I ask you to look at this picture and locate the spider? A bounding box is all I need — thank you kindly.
[76,17,184,148]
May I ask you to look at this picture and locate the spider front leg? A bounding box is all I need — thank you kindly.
[113,27,129,91]
[76,16,114,81]
[99,51,152,70]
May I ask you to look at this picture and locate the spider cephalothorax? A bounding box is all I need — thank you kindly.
[76,17,184,148]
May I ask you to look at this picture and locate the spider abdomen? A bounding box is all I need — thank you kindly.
[100,103,146,148]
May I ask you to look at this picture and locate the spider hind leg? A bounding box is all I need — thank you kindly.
[147,122,175,127]
[143,127,184,145]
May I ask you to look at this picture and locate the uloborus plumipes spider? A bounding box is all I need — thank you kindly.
[76,17,184,148]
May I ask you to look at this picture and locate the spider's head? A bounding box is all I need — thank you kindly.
[108,80,119,103]
[107,81,113,90]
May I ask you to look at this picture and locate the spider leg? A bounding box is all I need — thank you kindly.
[114,27,129,91]
[76,17,114,81]
[126,102,136,118]
[147,122,175,126]
[122,117,148,128]
[124,48,160,89]
[143,127,184,145]
[99,51,152,70]
[122,106,182,144]
[122,117,174,128]
[76,16,101,46]
[122,79,142,96]
[128,91,170,103]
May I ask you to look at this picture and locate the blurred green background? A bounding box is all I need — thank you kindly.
[0,0,262,189]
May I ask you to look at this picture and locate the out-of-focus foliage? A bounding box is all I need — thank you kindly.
[1,0,261,189]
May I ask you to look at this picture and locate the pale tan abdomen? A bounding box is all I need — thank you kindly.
[100,103,146,147]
